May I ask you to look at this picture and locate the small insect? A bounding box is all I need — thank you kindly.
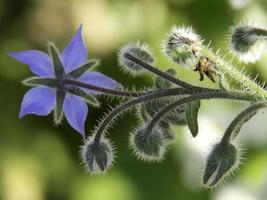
[194,56,216,82]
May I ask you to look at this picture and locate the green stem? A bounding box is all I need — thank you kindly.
[200,48,267,99]
[254,28,267,37]
[124,53,207,91]
[146,91,256,131]
[221,102,267,143]
[93,87,192,143]
[94,89,255,144]
[63,79,152,97]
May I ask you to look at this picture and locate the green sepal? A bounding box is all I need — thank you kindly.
[67,59,99,78]
[68,88,100,107]
[48,42,65,79]
[155,68,176,89]
[54,89,66,124]
[22,77,57,87]
[186,100,201,137]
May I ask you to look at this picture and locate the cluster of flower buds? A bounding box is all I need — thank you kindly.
[11,23,267,189]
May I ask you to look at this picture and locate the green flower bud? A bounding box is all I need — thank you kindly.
[118,42,155,75]
[82,137,114,174]
[203,142,239,187]
[163,26,203,69]
[230,23,267,63]
[130,125,166,161]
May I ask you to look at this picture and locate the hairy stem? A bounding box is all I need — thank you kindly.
[221,102,267,143]
[93,87,192,143]
[124,53,199,89]
[254,28,267,37]
[200,48,267,99]
[93,89,255,144]
[146,91,257,131]
[63,79,149,97]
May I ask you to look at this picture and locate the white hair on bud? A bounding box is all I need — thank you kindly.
[129,124,167,162]
[169,26,202,46]
[230,21,267,63]
[162,25,203,69]
[118,41,155,76]
[81,135,115,174]
[202,142,243,189]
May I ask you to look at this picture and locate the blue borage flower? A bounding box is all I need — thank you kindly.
[9,25,120,136]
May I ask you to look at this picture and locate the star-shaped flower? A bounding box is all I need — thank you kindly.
[9,25,120,136]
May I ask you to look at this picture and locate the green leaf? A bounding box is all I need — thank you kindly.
[67,59,99,78]
[22,77,57,87]
[186,100,201,137]
[54,89,66,124]
[48,42,65,79]
[68,88,100,107]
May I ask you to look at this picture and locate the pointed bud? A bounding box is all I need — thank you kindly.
[230,23,267,63]
[82,136,114,174]
[203,142,239,188]
[130,125,166,161]
[163,26,203,69]
[118,42,155,75]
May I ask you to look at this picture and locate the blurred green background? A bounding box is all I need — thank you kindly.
[1,0,267,199]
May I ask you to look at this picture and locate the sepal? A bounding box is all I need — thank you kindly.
[67,59,99,78]
[68,88,100,107]
[53,89,65,124]
[48,42,65,78]
[22,77,57,87]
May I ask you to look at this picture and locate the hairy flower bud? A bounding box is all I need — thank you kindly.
[163,26,203,68]
[130,125,166,161]
[118,42,155,75]
[82,137,114,174]
[203,142,239,187]
[230,23,267,63]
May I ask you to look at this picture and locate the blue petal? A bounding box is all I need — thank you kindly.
[8,50,54,77]
[77,72,121,94]
[63,93,88,136]
[61,25,87,72]
[19,86,56,118]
